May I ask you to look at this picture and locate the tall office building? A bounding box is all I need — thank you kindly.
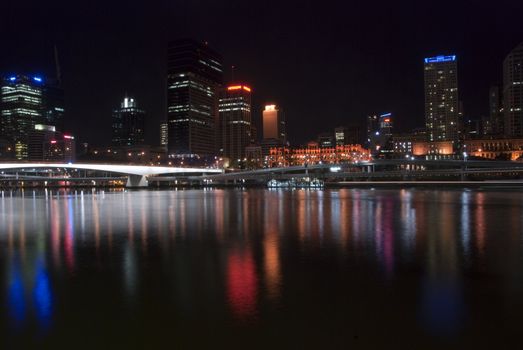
[488,86,503,135]
[0,75,44,159]
[503,42,523,137]
[262,104,286,141]
[112,97,145,146]
[28,124,75,162]
[335,123,365,146]
[218,85,252,165]
[261,104,286,155]
[43,83,65,132]
[424,55,460,145]
[367,112,393,155]
[167,39,223,157]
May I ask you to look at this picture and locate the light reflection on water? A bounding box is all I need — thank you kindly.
[1,188,523,348]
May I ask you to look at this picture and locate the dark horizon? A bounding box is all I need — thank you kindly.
[1,0,522,146]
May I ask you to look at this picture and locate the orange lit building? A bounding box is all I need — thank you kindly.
[465,138,523,160]
[267,142,370,167]
[412,141,454,157]
[218,85,252,166]
[261,104,286,156]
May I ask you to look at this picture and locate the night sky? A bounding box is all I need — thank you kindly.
[1,0,522,146]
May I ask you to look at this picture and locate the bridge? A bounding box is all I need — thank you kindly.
[190,159,523,185]
[0,163,222,187]
[2,159,523,188]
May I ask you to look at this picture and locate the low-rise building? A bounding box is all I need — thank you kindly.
[465,138,523,160]
[267,142,370,167]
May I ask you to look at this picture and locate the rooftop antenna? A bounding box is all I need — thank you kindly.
[54,45,62,86]
[231,65,235,82]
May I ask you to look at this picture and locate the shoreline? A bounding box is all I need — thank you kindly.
[2,180,523,190]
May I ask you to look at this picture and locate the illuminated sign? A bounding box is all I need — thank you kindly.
[227,85,251,92]
[265,104,276,111]
[424,55,456,63]
[33,76,43,82]
[380,112,392,117]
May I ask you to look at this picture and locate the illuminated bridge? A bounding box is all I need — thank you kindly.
[193,159,523,185]
[0,163,222,187]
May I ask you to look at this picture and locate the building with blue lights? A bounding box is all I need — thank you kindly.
[0,75,45,159]
[424,54,460,148]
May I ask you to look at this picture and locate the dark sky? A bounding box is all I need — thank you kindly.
[1,0,522,146]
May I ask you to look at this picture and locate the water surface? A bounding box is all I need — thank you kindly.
[1,188,523,349]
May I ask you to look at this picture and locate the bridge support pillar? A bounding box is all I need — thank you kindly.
[126,175,149,188]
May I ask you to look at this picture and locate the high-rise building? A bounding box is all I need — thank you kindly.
[503,42,523,137]
[488,86,503,135]
[424,55,460,146]
[262,104,285,141]
[335,123,366,146]
[317,132,334,148]
[1,75,44,159]
[28,124,75,162]
[43,83,65,132]
[167,39,223,157]
[261,104,286,156]
[160,122,168,147]
[367,112,393,155]
[218,85,252,165]
[112,97,145,147]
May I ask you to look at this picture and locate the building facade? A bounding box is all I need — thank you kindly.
[112,97,145,147]
[28,124,75,162]
[167,39,223,157]
[503,42,523,137]
[218,85,252,166]
[488,86,503,135]
[1,75,44,159]
[267,142,371,167]
[0,74,65,160]
[367,112,393,156]
[424,55,460,146]
[335,123,366,146]
[261,104,286,155]
[465,138,523,161]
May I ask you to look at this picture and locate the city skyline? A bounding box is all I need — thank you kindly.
[1,0,522,146]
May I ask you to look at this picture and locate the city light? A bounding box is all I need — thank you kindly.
[227,85,251,92]
[424,55,456,63]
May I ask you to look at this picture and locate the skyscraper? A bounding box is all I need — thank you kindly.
[43,83,65,132]
[261,104,286,155]
[112,97,145,146]
[0,75,44,159]
[262,104,286,141]
[28,124,75,162]
[488,86,503,135]
[218,85,252,165]
[167,39,223,157]
[367,112,393,155]
[424,55,460,146]
[335,123,365,146]
[503,42,523,137]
